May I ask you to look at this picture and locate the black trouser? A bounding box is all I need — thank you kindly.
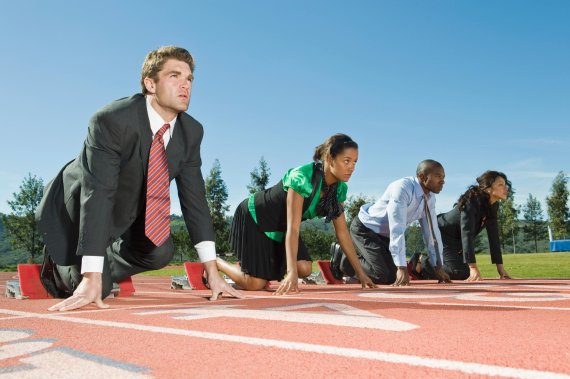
[341,216,397,284]
[51,214,175,298]
[441,234,470,280]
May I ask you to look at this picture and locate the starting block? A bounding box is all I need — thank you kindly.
[116,276,135,297]
[316,260,344,284]
[184,262,208,290]
[16,264,52,299]
[171,275,192,290]
[5,280,23,299]
[9,263,135,299]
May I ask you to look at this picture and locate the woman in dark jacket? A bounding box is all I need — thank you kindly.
[436,171,513,281]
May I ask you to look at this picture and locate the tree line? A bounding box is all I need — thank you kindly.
[1,164,569,267]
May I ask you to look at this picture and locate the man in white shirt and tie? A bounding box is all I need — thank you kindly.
[36,46,243,311]
[331,160,451,286]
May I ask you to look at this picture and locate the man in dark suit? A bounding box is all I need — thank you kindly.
[36,46,242,311]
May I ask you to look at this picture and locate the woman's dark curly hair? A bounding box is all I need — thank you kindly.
[457,170,511,209]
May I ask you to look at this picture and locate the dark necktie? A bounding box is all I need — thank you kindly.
[145,123,171,246]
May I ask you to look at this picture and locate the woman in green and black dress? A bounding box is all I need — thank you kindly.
[216,134,376,295]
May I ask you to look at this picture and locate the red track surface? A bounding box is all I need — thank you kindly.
[1,272,569,378]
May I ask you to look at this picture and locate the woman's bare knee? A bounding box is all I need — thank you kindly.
[241,275,267,291]
[297,260,313,277]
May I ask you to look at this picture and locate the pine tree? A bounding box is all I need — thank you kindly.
[1,173,44,263]
[247,156,271,194]
[546,171,569,240]
[205,159,231,253]
[522,194,546,253]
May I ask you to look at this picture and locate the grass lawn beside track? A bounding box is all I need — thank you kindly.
[142,252,570,279]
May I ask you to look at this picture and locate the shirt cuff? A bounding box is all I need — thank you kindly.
[394,254,407,268]
[195,241,217,262]
[81,255,104,274]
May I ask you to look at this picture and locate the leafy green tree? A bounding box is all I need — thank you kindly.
[1,174,44,263]
[344,194,374,226]
[300,228,336,260]
[498,187,520,253]
[405,221,425,256]
[523,194,546,253]
[205,159,231,253]
[546,171,569,240]
[171,228,198,262]
[247,156,271,194]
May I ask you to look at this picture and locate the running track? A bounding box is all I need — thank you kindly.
[1,272,569,378]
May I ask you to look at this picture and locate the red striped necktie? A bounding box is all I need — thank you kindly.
[145,123,171,246]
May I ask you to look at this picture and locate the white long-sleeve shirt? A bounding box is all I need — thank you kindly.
[358,176,443,267]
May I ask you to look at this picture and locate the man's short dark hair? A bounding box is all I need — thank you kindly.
[416,159,443,177]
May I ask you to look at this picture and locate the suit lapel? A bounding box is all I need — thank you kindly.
[166,116,183,179]
[135,95,153,176]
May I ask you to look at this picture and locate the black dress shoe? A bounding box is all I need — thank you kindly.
[329,242,344,280]
[40,246,73,299]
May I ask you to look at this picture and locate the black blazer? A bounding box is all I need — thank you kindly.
[437,195,502,265]
[36,94,214,265]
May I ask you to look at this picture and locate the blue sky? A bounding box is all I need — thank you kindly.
[1,1,568,219]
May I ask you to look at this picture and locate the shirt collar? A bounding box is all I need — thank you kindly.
[413,176,431,200]
[145,95,176,135]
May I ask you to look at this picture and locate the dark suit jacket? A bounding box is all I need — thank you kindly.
[437,195,502,265]
[36,94,214,265]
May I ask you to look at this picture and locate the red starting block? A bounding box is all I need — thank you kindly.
[407,261,419,280]
[17,264,52,299]
[15,263,135,299]
[184,262,208,290]
[116,276,135,297]
[316,260,344,284]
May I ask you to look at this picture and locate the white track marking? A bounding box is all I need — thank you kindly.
[0,309,568,379]
[0,340,54,360]
[0,329,32,343]
[135,303,418,331]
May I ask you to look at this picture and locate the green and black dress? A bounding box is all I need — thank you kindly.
[230,162,347,281]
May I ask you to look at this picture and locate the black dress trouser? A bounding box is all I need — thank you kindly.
[49,213,175,298]
[340,216,397,284]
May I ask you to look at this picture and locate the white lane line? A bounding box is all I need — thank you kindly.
[0,308,568,379]
[244,293,570,311]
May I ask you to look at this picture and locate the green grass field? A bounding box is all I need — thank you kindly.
[477,252,570,278]
[141,252,570,279]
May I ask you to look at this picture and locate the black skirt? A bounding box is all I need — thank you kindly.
[230,199,311,281]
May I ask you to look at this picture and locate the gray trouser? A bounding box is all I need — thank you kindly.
[341,216,397,284]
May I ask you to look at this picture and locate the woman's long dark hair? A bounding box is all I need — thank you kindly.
[457,170,511,210]
[313,133,358,163]
[313,134,358,222]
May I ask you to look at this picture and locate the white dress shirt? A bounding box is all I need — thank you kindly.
[81,95,216,274]
[358,176,444,267]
